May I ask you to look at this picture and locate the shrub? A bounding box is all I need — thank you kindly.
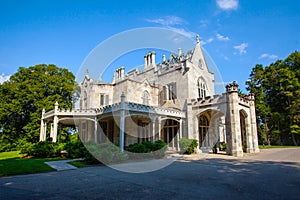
[65,141,87,158]
[219,142,226,151]
[179,138,198,154]
[85,142,127,164]
[127,143,149,153]
[126,140,167,159]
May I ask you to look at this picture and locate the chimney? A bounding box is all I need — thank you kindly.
[178,48,182,56]
[120,66,125,78]
[162,54,166,62]
[151,51,156,65]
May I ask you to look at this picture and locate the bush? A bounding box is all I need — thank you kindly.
[0,140,17,152]
[19,141,59,158]
[179,138,198,154]
[219,142,226,151]
[85,142,127,164]
[126,140,167,159]
[65,141,87,158]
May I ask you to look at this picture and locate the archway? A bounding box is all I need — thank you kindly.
[199,115,209,147]
[239,110,247,152]
[161,119,179,150]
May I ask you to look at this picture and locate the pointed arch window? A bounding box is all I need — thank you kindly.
[198,78,207,99]
[142,90,150,105]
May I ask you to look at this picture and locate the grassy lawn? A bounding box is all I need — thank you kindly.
[0,151,65,177]
[259,145,300,149]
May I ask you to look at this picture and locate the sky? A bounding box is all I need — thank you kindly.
[0,0,299,92]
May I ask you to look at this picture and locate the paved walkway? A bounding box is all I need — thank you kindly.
[1,148,299,199]
[45,159,82,171]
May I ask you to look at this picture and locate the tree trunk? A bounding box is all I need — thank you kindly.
[265,121,271,146]
[292,133,298,146]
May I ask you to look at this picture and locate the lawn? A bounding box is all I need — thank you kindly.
[0,151,64,177]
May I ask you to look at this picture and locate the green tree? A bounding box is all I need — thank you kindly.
[246,52,300,145]
[0,64,77,147]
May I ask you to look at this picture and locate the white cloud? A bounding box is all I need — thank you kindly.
[0,74,10,84]
[259,53,278,59]
[167,27,196,39]
[145,16,187,26]
[216,33,230,41]
[216,0,238,10]
[201,37,214,45]
[234,42,248,55]
[145,16,196,39]
[199,19,210,28]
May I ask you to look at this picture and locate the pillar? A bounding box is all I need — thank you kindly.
[119,92,125,152]
[225,82,243,157]
[158,117,161,140]
[94,117,98,143]
[52,102,59,142]
[249,94,260,153]
[39,109,46,141]
[151,117,156,143]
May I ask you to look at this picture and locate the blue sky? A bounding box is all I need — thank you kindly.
[0,0,299,92]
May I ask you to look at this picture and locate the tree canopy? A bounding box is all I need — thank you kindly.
[246,51,300,145]
[0,64,77,147]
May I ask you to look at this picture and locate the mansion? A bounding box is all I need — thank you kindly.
[40,36,259,157]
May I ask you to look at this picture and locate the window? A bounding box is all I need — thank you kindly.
[168,82,177,100]
[142,90,150,105]
[83,91,87,108]
[198,78,207,99]
[100,94,105,106]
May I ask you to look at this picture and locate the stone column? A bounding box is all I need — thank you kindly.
[94,117,98,143]
[119,92,125,152]
[249,94,260,153]
[39,109,46,141]
[158,116,161,140]
[177,119,183,151]
[225,82,243,157]
[52,102,59,142]
[245,113,254,153]
[151,117,156,143]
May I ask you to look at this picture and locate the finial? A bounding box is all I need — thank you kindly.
[85,69,89,75]
[196,35,200,43]
[99,73,103,81]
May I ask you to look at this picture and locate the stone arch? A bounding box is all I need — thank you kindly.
[160,118,180,150]
[239,109,253,153]
[196,109,224,152]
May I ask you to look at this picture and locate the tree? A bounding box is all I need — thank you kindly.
[246,52,300,145]
[0,64,77,147]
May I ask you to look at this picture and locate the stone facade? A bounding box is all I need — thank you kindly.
[40,36,259,157]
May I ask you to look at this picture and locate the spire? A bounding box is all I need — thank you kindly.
[196,35,200,43]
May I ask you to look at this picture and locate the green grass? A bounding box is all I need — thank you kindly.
[0,151,65,177]
[259,145,300,149]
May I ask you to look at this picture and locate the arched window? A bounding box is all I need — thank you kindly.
[198,78,207,99]
[142,90,150,105]
[83,91,88,109]
[199,115,209,147]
